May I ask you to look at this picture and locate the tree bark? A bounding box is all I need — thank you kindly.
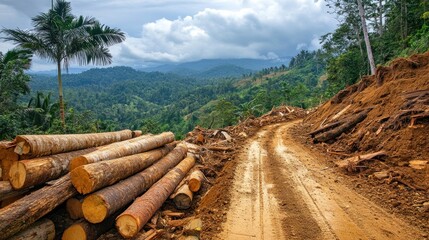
[0,174,77,240]
[188,169,205,192]
[314,111,368,143]
[81,144,187,224]
[357,0,376,76]
[335,151,387,171]
[0,181,29,202]
[172,184,193,210]
[9,148,95,190]
[116,156,196,238]
[13,130,133,157]
[57,60,65,128]
[66,196,84,220]
[69,132,174,170]
[9,218,55,240]
[71,144,174,194]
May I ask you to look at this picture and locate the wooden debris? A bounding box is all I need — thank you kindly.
[308,120,343,137]
[69,132,175,170]
[162,210,185,218]
[81,144,188,223]
[116,156,196,238]
[314,110,368,143]
[183,218,202,237]
[409,160,428,170]
[220,131,232,142]
[71,145,173,194]
[0,174,77,239]
[331,104,351,120]
[188,169,205,192]
[13,130,133,157]
[409,113,429,127]
[335,151,387,172]
[205,146,233,152]
[9,218,55,240]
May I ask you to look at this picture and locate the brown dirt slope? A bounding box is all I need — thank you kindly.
[301,52,429,232]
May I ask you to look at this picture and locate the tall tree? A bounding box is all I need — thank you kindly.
[1,0,125,127]
[357,0,377,76]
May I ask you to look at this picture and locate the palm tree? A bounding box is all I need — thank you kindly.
[1,0,125,126]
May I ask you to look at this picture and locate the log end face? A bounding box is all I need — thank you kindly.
[174,193,192,210]
[69,157,88,171]
[62,223,87,240]
[82,194,108,224]
[116,214,139,238]
[66,198,84,220]
[188,181,201,192]
[13,139,30,155]
[70,167,94,194]
[9,162,26,189]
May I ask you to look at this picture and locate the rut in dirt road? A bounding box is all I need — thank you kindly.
[219,121,423,240]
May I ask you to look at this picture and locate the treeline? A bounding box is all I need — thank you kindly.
[322,0,429,88]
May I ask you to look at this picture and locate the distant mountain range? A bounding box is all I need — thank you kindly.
[28,58,291,79]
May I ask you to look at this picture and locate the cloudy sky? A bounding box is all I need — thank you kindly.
[0,0,336,71]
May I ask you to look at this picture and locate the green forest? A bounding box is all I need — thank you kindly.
[1,0,428,139]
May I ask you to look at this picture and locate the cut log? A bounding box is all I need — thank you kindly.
[184,142,202,155]
[69,132,175,170]
[205,146,232,151]
[0,181,29,202]
[13,130,133,157]
[188,169,205,192]
[8,148,95,190]
[62,210,120,240]
[308,120,343,137]
[314,111,368,143]
[172,184,193,210]
[132,130,143,138]
[116,156,196,238]
[335,151,387,172]
[71,145,174,194]
[0,148,19,181]
[9,218,55,240]
[81,144,187,224]
[66,196,84,220]
[0,174,77,240]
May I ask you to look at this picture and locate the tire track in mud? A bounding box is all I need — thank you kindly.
[218,120,423,240]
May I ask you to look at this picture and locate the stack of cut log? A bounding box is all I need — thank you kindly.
[0,130,202,239]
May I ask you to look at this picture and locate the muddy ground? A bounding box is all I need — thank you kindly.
[196,53,429,240]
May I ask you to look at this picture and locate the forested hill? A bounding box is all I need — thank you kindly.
[21,51,326,139]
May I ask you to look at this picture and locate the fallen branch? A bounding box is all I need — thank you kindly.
[335,151,387,172]
[331,104,351,120]
[205,146,233,152]
[309,120,343,137]
[314,110,368,143]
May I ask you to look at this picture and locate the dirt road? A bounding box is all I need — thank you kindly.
[218,120,424,239]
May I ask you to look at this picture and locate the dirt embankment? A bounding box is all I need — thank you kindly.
[299,52,429,233]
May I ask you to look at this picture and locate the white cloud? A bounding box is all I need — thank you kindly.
[0,0,336,70]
